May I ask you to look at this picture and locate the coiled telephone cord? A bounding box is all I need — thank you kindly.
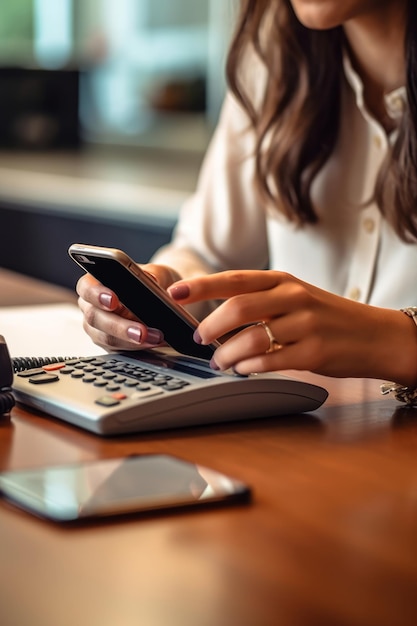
[12,355,75,373]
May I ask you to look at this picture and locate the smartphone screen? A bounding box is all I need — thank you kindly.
[69,244,218,360]
[0,454,251,522]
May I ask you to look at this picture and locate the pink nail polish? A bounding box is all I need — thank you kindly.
[99,293,113,309]
[210,357,220,371]
[127,327,142,343]
[193,329,202,344]
[146,328,164,345]
[169,284,190,300]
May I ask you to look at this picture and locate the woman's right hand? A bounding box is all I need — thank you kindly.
[76,263,181,353]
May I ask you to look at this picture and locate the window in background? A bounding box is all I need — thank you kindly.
[78,0,234,153]
[34,0,73,69]
[0,0,74,67]
[0,0,33,63]
[0,0,234,154]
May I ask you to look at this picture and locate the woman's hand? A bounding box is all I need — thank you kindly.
[76,263,181,352]
[168,270,417,385]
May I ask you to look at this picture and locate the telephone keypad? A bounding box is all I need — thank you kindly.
[17,358,191,413]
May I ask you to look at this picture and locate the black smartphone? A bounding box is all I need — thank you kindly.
[0,454,251,522]
[68,243,219,360]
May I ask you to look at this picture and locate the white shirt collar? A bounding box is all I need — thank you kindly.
[342,51,407,122]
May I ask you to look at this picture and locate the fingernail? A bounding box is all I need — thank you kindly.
[169,284,190,300]
[127,327,142,343]
[193,329,202,344]
[210,357,220,371]
[99,293,113,309]
[146,328,164,346]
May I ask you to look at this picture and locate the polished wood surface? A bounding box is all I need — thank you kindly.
[0,267,76,306]
[1,272,417,626]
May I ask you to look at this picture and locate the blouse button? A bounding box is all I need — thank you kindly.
[373,135,383,149]
[363,217,375,233]
[390,95,404,112]
[349,287,361,301]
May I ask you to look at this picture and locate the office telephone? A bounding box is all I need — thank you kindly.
[1,331,328,435]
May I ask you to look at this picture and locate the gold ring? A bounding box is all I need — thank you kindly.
[257,321,282,353]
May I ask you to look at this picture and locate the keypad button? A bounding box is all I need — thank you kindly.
[17,368,45,378]
[124,380,138,388]
[28,373,59,384]
[71,371,85,379]
[111,392,127,400]
[96,396,121,407]
[106,384,121,392]
[82,376,97,383]
[42,363,66,372]
[102,372,117,380]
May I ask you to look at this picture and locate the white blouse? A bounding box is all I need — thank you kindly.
[151,56,416,319]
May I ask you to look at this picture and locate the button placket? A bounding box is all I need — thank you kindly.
[344,206,381,303]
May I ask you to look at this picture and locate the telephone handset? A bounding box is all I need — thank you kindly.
[0,336,15,416]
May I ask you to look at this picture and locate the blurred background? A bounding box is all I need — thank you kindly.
[0,0,233,150]
[0,0,235,288]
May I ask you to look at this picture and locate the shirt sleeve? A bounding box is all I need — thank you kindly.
[150,91,269,283]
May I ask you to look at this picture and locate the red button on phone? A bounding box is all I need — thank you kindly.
[42,363,66,372]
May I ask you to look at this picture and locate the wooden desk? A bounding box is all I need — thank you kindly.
[1,272,417,626]
[0,267,76,306]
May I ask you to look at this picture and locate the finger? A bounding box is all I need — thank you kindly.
[85,326,164,353]
[232,335,325,376]
[169,270,293,303]
[216,334,318,375]
[83,322,165,353]
[76,273,121,311]
[79,300,164,350]
[82,321,142,353]
[197,290,287,344]
[209,308,326,372]
[77,276,142,324]
[142,263,182,290]
[195,284,304,348]
[209,318,291,371]
[210,323,281,368]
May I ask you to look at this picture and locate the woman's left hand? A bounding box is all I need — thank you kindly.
[168,270,417,384]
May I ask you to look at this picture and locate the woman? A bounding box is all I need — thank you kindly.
[77,0,417,401]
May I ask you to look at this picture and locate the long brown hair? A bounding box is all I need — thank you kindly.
[226,0,417,241]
